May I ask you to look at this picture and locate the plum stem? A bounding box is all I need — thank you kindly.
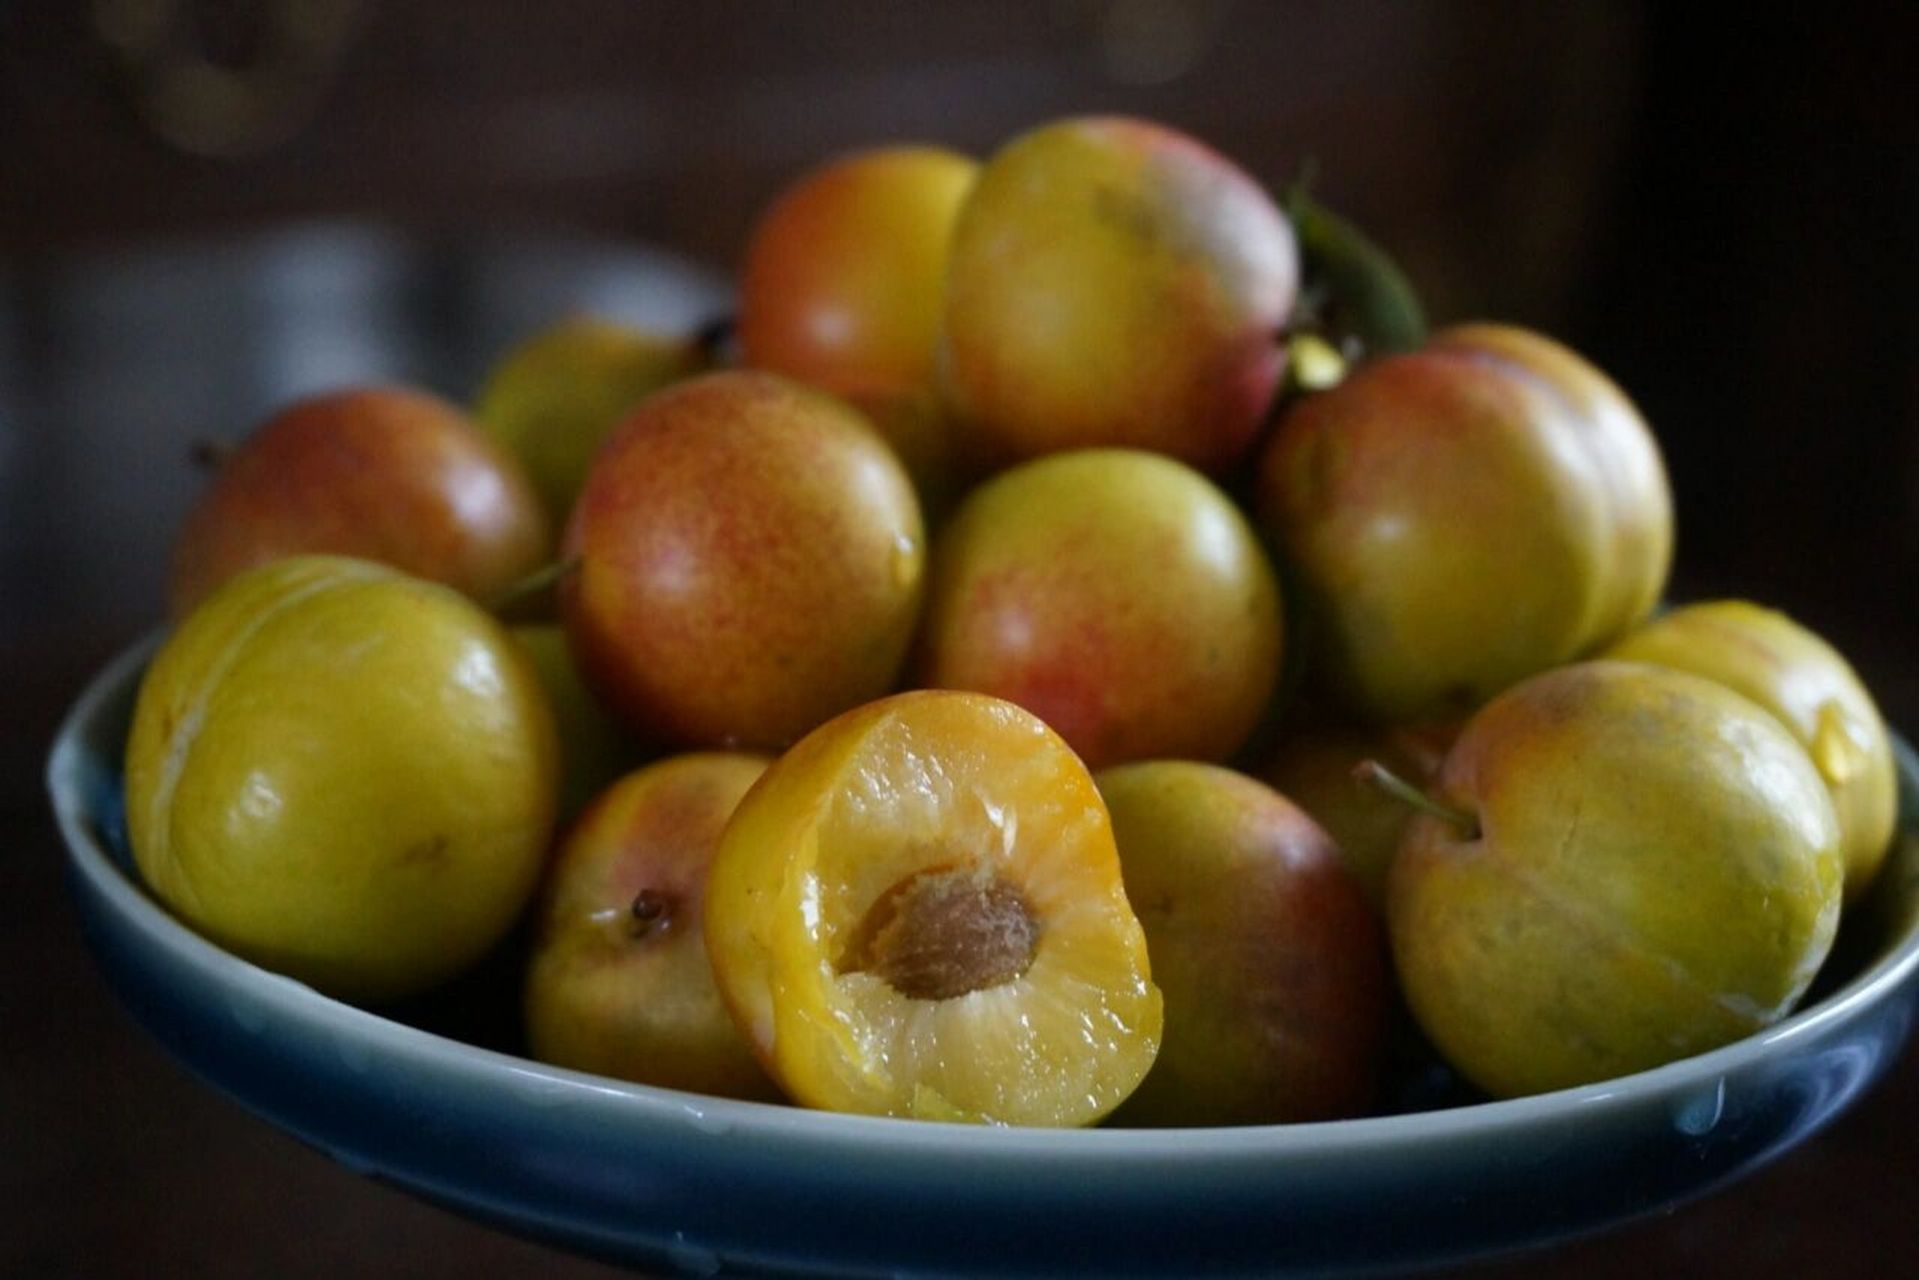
[488,557,579,617]
[1354,759,1478,838]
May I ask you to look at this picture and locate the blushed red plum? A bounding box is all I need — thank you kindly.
[1258,324,1671,723]
[170,385,550,617]
[562,370,926,751]
[735,148,979,523]
[739,145,978,397]
[1101,761,1388,1126]
[474,316,710,528]
[916,449,1283,770]
[939,116,1298,472]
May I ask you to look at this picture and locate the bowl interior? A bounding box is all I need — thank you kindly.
[49,635,1919,1133]
[41,639,1919,1276]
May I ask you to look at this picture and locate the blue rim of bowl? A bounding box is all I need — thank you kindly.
[46,634,1919,1163]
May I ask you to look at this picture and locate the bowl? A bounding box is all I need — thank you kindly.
[47,637,1919,1278]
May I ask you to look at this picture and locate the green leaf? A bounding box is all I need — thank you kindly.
[1287,187,1428,357]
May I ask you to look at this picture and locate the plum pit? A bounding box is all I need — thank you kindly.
[843,863,1039,1000]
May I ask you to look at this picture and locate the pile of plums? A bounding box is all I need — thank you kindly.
[123,116,1894,1127]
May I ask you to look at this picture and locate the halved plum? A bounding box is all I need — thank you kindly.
[704,690,1162,1125]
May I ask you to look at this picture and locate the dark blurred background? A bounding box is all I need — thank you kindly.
[3,2,1915,1276]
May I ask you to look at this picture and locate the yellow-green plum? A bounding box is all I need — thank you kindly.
[126,556,559,1003]
[1605,599,1897,900]
[1100,761,1387,1126]
[561,370,926,751]
[1258,324,1672,723]
[739,145,978,397]
[171,386,551,617]
[1388,660,1844,1099]
[916,449,1283,771]
[524,753,779,1100]
[939,116,1298,472]
[474,316,709,528]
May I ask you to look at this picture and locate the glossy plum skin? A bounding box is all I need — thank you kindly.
[126,556,559,1004]
[1257,325,1671,724]
[1100,761,1388,1126]
[170,385,550,617]
[1604,599,1897,901]
[561,370,926,751]
[524,753,779,1101]
[739,145,978,398]
[915,448,1284,771]
[939,116,1298,472]
[474,317,708,528]
[1389,660,1843,1099]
